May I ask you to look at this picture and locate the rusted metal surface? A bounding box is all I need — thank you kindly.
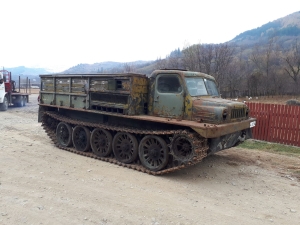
[39,104,255,138]
[192,97,248,123]
[40,74,148,115]
[41,111,209,175]
[38,69,256,174]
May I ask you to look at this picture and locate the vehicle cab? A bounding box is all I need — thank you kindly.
[148,69,250,124]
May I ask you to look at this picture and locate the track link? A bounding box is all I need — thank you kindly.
[42,111,209,175]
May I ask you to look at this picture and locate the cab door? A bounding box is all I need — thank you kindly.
[153,74,184,119]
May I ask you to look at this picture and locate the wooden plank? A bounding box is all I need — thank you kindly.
[268,104,276,141]
[282,105,289,145]
[290,105,296,146]
[279,105,285,145]
[268,104,274,143]
[266,104,272,142]
[277,104,284,144]
[260,104,267,141]
[295,106,300,147]
[284,105,290,145]
[264,104,269,141]
[284,105,291,145]
[265,104,271,141]
[273,104,280,143]
[248,102,257,139]
[254,103,261,140]
[284,105,289,144]
[253,103,259,140]
[259,103,264,140]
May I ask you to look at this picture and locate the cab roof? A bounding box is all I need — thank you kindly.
[150,69,216,81]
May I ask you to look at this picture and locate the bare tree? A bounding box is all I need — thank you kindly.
[282,39,300,95]
[155,57,168,69]
[165,48,182,69]
[212,43,235,88]
[167,56,180,69]
[123,63,136,73]
[201,44,214,75]
[182,45,198,71]
[250,36,280,96]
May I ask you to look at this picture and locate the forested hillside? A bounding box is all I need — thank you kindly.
[156,11,300,98]
[62,11,300,98]
[231,11,300,46]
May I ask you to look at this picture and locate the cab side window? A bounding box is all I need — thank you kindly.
[157,75,182,93]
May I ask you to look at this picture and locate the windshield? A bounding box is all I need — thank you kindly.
[185,77,219,97]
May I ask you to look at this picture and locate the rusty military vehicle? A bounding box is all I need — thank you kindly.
[38,69,256,175]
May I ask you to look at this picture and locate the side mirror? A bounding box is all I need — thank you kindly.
[0,79,3,84]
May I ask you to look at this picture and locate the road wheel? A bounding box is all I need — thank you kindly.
[72,125,91,152]
[112,132,138,164]
[56,122,73,147]
[90,128,112,157]
[0,96,8,111]
[138,135,169,171]
[171,134,194,161]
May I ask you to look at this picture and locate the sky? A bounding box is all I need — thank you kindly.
[1,0,300,72]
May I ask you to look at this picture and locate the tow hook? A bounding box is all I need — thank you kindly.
[238,131,246,142]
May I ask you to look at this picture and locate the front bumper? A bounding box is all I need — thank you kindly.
[191,117,256,138]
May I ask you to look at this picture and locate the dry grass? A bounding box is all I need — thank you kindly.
[18,88,40,94]
[232,95,300,105]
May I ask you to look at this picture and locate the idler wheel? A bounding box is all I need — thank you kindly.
[171,133,195,162]
[112,132,138,164]
[90,128,112,157]
[72,125,91,152]
[56,122,73,147]
[138,135,169,171]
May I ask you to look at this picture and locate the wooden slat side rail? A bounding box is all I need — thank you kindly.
[246,102,300,147]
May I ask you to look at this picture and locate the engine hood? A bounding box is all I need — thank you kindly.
[192,97,248,124]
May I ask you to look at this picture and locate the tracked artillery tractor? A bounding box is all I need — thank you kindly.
[38,69,256,175]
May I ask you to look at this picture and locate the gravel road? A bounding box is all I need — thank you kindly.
[1,94,300,225]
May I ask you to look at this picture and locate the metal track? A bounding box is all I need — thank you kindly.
[41,111,209,175]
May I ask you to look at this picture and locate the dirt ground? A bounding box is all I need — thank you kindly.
[1,94,300,225]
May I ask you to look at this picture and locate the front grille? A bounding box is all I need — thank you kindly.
[231,108,246,119]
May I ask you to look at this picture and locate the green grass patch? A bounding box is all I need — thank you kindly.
[239,140,300,155]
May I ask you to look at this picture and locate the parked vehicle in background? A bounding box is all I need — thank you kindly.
[0,70,30,111]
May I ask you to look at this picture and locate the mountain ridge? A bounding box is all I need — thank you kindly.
[230,11,300,45]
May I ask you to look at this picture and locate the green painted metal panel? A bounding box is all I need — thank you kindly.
[71,95,87,109]
[55,94,70,107]
[40,93,54,105]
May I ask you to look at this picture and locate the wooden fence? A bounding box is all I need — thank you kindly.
[246,102,300,147]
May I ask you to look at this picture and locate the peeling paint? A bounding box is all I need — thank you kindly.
[40,70,255,139]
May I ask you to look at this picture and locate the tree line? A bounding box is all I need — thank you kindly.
[154,38,300,98]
